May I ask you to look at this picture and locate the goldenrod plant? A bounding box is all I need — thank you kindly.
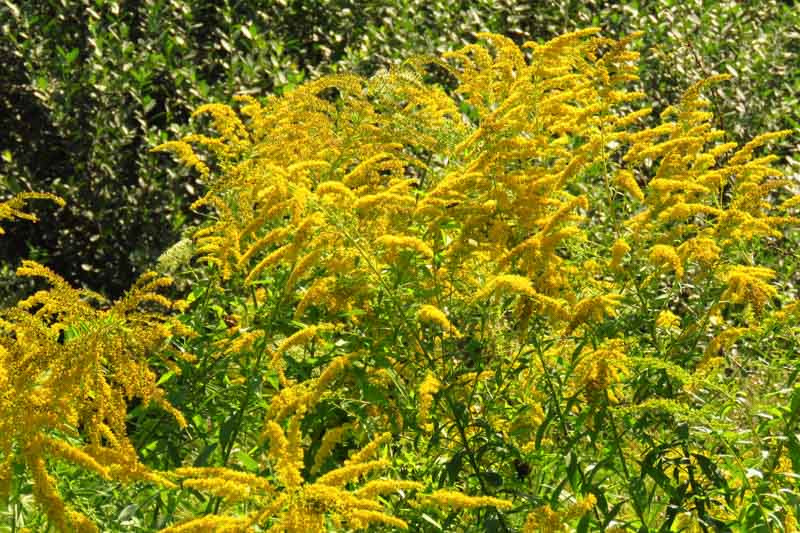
[3,29,799,531]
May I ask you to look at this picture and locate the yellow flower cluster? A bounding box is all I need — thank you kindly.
[522,494,597,532]
[420,489,513,510]
[0,192,65,234]
[571,339,630,403]
[141,26,797,532]
[417,304,461,338]
[417,372,441,432]
[0,262,185,529]
[164,420,413,532]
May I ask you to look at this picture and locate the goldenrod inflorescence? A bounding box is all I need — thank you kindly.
[3,26,798,532]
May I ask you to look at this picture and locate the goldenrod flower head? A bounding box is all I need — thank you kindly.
[614,170,644,201]
[522,493,597,532]
[677,236,721,267]
[609,238,631,270]
[0,192,65,234]
[420,489,513,510]
[375,234,434,261]
[417,304,461,337]
[572,339,629,403]
[567,294,623,333]
[656,310,681,331]
[649,244,684,278]
[418,372,441,432]
[345,432,392,466]
[151,141,209,177]
[719,265,777,314]
[311,424,351,475]
[316,459,390,487]
[276,323,333,357]
[474,275,568,322]
[704,327,751,359]
[1,262,184,529]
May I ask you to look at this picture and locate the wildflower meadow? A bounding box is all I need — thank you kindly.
[1,26,799,532]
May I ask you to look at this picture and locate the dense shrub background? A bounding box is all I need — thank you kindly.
[0,0,798,302]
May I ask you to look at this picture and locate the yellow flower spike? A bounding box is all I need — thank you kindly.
[316,180,356,202]
[566,294,623,333]
[704,327,751,359]
[159,515,252,533]
[609,238,631,270]
[262,418,303,489]
[347,509,409,529]
[614,170,644,201]
[656,310,681,331]
[42,437,111,480]
[420,489,513,510]
[522,493,597,533]
[244,243,297,284]
[677,237,720,267]
[173,467,274,494]
[417,304,461,337]
[345,432,392,466]
[718,265,778,314]
[275,324,332,358]
[473,275,567,322]
[192,103,250,148]
[375,234,434,261]
[237,227,293,267]
[26,451,100,533]
[288,159,331,175]
[311,424,351,475]
[151,141,209,176]
[649,244,684,278]
[342,152,401,187]
[315,459,391,487]
[728,130,793,166]
[0,192,65,234]
[570,339,629,403]
[657,202,723,224]
[417,372,441,433]
[312,354,352,399]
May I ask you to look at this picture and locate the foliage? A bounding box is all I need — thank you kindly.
[4,28,799,531]
[1,0,798,305]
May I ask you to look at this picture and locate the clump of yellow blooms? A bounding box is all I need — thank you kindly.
[0,192,65,234]
[162,420,414,532]
[420,489,513,511]
[4,25,797,532]
[417,304,461,338]
[522,493,597,532]
[655,309,681,331]
[149,26,797,531]
[0,261,187,530]
[417,372,441,432]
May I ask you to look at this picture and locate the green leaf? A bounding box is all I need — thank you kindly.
[421,514,443,530]
[66,47,79,64]
[118,504,138,522]
[445,452,463,484]
[219,416,238,452]
[193,443,218,467]
[235,450,259,472]
[156,370,175,386]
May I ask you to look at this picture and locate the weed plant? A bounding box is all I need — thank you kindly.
[1,30,799,532]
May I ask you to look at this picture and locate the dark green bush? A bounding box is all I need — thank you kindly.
[1,0,797,302]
